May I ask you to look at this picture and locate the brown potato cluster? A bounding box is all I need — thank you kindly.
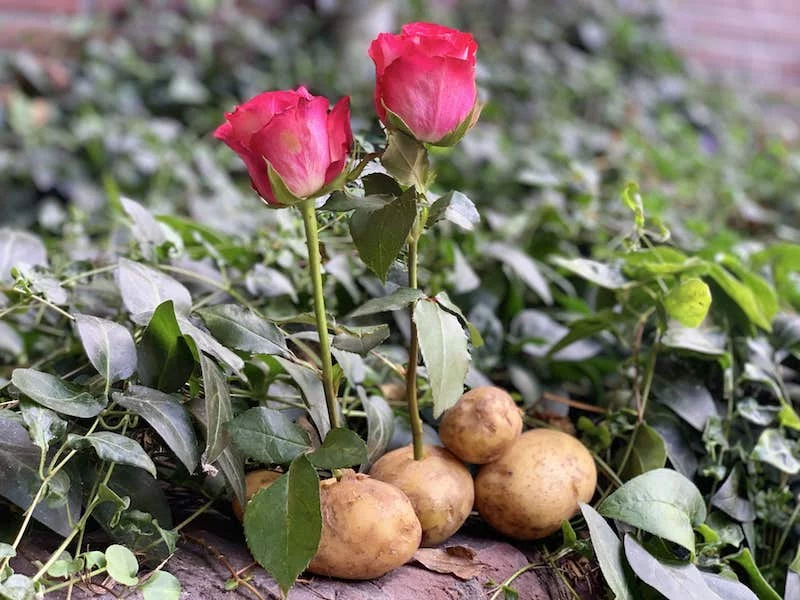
[475,429,597,540]
[369,444,474,546]
[308,470,422,580]
[439,386,522,464]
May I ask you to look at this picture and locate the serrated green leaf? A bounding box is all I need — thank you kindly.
[227,407,310,465]
[347,287,424,318]
[332,324,390,355]
[243,455,321,595]
[350,187,417,282]
[307,428,367,470]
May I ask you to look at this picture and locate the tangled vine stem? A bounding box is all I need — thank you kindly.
[299,198,341,430]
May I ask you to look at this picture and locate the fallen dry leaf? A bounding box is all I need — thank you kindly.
[412,545,485,580]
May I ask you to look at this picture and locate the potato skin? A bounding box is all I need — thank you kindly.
[439,386,522,464]
[232,469,282,522]
[475,429,597,540]
[308,470,421,580]
[369,444,474,546]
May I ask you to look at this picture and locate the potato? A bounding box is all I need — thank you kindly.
[308,469,421,579]
[369,444,474,546]
[232,469,282,522]
[475,429,596,540]
[439,386,522,464]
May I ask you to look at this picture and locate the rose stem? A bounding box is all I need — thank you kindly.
[299,198,341,430]
[406,203,428,461]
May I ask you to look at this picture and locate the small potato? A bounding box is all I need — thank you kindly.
[369,444,474,546]
[232,469,282,522]
[439,386,522,464]
[475,429,596,540]
[308,470,421,580]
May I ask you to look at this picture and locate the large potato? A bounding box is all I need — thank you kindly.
[232,469,282,522]
[308,470,421,579]
[475,429,596,540]
[439,386,522,464]
[369,444,473,546]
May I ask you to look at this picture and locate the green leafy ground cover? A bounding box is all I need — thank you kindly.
[0,1,799,598]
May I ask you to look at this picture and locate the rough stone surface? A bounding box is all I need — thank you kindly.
[16,516,603,599]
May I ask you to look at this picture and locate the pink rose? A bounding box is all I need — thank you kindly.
[369,22,479,146]
[215,87,352,207]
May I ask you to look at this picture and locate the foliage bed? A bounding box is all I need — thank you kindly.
[0,0,799,598]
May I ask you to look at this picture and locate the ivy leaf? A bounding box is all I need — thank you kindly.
[0,574,36,600]
[243,455,321,596]
[105,544,139,586]
[350,187,417,282]
[140,571,181,600]
[227,407,310,465]
[617,423,667,480]
[20,403,66,454]
[137,300,195,393]
[74,314,137,383]
[599,468,706,553]
[579,504,634,600]
[623,535,722,600]
[113,386,200,474]
[197,304,290,358]
[11,368,106,418]
[307,428,367,470]
[413,298,470,418]
[750,428,800,474]
[663,278,712,328]
[68,432,157,477]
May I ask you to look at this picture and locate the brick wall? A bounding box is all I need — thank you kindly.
[1,0,799,99]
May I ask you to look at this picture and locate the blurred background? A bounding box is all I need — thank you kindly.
[0,0,797,244]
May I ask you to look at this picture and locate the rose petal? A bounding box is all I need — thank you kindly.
[381,53,477,143]
[214,122,278,205]
[226,89,301,144]
[251,95,330,198]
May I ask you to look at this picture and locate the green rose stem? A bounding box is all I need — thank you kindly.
[299,198,341,430]
[405,201,429,462]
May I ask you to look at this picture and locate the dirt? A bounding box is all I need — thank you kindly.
[15,516,604,599]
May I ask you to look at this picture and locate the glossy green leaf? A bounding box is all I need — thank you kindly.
[200,354,233,465]
[227,407,310,465]
[728,548,782,600]
[380,129,429,188]
[11,368,106,418]
[68,432,156,477]
[551,256,629,290]
[243,455,321,595]
[0,228,46,284]
[307,428,367,470]
[178,317,245,375]
[362,394,394,469]
[663,278,712,328]
[197,304,289,358]
[113,385,200,473]
[332,323,390,355]
[707,264,772,331]
[74,314,137,383]
[618,423,667,480]
[117,258,192,325]
[350,187,417,282]
[426,190,480,230]
[750,428,800,474]
[599,468,706,553]
[0,574,35,600]
[137,300,195,393]
[579,503,634,600]
[413,298,470,418]
[486,243,553,303]
[20,403,66,454]
[275,357,330,440]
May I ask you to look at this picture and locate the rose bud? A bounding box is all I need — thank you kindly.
[215,87,352,207]
[369,22,480,147]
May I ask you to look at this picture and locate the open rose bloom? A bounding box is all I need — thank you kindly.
[215,87,352,207]
[370,22,479,146]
